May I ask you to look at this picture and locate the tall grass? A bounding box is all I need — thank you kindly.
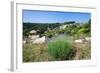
[23,43,35,62]
[47,35,75,60]
[23,43,54,62]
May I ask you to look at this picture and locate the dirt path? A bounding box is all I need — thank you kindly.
[74,47,81,60]
[73,43,83,60]
[73,41,90,60]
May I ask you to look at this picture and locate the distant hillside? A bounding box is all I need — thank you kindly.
[23,21,75,37]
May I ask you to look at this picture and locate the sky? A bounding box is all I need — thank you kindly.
[22,10,91,23]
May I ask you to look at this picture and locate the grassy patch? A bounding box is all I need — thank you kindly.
[47,35,76,60]
[23,35,90,62]
[23,43,54,62]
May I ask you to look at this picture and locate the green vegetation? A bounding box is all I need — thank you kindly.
[23,35,76,62]
[47,35,76,60]
[23,20,91,62]
[23,21,75,38]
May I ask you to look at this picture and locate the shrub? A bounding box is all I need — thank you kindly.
[47,35,75,60]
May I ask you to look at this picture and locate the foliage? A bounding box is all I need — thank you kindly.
[23,20,91,62]
[47,35,76,60]
[23,21,76,37]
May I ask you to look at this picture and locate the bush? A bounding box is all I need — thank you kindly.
[47,35,75,60]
